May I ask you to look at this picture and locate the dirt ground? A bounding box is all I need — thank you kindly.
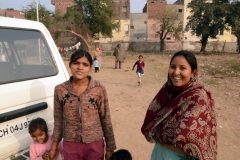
[64,52,240,160]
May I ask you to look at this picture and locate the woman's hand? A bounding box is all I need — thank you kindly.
[105,150,114,160]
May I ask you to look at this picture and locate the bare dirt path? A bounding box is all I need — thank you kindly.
[64,53,240,160]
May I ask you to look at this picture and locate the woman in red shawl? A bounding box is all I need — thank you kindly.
[141,50,217,160]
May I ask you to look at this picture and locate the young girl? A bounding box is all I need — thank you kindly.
[94,47,102,70]
[93,57,100,73]
[28,117,62,160]
[49,49,116,160]
[132,55,145,85]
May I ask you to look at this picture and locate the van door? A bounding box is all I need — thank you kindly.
[0,27,68,159]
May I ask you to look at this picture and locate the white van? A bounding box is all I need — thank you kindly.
[0,17,69,159]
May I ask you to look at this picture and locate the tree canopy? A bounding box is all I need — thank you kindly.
[23,0,118,51]
[186,0,230,53]
[51,0,119,51]
[225,1,240,53]
[22,2,53,28]
[154,5,183,52]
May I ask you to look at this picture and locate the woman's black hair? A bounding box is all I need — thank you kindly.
[139,55,143,58]
[28,117,48,136]
[69,49,93,66]
[110,149,132,160]
[170,50,198,72]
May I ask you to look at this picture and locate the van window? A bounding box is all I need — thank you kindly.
[0,28,57,84]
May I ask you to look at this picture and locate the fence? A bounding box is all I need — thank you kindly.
[93,41,238,53]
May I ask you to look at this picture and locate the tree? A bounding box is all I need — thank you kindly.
[186,0,230,53]
[22,2,53,28]
[52,0,118,52]
[154,5,183,52]
[225,1,240,53]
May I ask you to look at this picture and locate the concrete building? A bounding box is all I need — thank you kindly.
[51,0,75,14]
[94,19,131,43]
[0,8,25,19]
[95,0,131,43]
[143,0,184,42]
[143,0,167,42]
[112,0,130,20]
[130,13,147,42]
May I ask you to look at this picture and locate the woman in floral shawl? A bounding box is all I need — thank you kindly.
[141,50,217,160]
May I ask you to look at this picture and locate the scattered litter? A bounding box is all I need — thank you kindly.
[225,92,230,96]
[219,126,223,128]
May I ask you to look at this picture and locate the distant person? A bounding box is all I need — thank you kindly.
[49,49,116,160]
[94,47,102,70]
[110,149,132,160]
[132,55,145,85]
[141,50,217,160]
[93,57,100,73]
[99,47,103,53]
[28,117,63,160]
[113,44,125,69]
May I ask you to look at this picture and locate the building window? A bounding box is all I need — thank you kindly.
[167,37,171,40]
[219,28,224,35]
[94,33,99,40]
[144,21,147,24]
[131,26,134,29]
[122,6,127,12]
[124,24,129,34]
[179,9,182,12]
[231,28,235,35]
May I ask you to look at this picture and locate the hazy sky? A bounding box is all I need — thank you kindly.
[0,0,176,13]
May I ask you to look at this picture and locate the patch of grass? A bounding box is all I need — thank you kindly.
[200,60,240,77]
[104,52,113,56]
[202,78,219,86]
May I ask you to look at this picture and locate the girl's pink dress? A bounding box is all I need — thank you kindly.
[30,134,63,160]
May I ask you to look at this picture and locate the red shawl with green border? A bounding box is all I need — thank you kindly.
[141,79,217,160]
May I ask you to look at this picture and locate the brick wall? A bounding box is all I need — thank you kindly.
[113,0,130,20]
[51,0,74,14]
[147,1,167,19]
[0,9,25,19]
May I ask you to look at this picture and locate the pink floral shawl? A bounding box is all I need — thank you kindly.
[141,78,217,160]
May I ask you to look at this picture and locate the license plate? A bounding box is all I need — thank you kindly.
[0,115,36,140]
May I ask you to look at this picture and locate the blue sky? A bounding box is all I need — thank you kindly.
[0,0,176,13]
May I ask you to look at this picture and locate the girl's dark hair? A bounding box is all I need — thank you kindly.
[139,55,143,58]
[170,50,198,72]
[28,117,48,135]
[110,149,132,160]
[69,49,93,66]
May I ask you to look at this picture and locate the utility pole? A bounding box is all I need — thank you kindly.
[36,0,39,21]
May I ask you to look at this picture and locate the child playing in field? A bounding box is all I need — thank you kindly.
[93,57,100,73]
[110,149,132,160]
[28,117,62,160]
[132,55,145,85]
